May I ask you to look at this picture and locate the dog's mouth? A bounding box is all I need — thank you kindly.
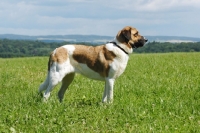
[132,38,148,48]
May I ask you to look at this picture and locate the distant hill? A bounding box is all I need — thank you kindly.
[0,34,200,44]
[146,36,200,43]
[0,37,200,58]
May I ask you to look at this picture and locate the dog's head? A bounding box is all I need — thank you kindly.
[116,26,148,48]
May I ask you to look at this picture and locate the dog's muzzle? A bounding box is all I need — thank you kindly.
[132,37,148,49]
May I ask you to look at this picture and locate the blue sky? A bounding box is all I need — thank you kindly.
[0,0,200,38]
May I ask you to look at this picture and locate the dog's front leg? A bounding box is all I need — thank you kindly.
[102,78,115,103]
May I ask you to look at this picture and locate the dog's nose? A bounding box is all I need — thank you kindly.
[143,36,148,42]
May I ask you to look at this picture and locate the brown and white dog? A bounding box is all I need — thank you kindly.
[38,26,148,103]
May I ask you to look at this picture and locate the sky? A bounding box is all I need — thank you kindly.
[0,0,200,38]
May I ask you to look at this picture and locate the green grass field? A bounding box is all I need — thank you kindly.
[0,53,200,132]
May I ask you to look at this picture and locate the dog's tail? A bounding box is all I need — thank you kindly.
[48,52,53,72]
[38,54,53,93]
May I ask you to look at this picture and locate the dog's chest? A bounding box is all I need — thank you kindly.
[108,55,129,79]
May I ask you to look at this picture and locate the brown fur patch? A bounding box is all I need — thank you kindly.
[48,47,68,71]
[73,45,116,77]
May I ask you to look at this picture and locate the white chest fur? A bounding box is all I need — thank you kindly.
[105,43,129,79]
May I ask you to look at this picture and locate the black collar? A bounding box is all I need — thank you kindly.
[110,42,129,55]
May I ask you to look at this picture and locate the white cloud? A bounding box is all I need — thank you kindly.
[0,0,200,37]
[110,0,200,12]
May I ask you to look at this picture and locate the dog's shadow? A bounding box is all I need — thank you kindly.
[32,92,45,103]
[35,92,101,107]
[67,98,101,108]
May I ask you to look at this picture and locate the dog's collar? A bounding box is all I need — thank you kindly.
[110,42,129,55]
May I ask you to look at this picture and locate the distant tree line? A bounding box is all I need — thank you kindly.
[134,41,200,53]
[0,39,91,58]
[0,39,200,58]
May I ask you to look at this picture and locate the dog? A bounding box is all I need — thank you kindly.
[38,26,148,103]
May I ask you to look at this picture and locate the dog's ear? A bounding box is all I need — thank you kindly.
[116,26,132,43]
[122,28,131,40]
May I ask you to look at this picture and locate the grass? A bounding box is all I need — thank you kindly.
[0,52,200,132]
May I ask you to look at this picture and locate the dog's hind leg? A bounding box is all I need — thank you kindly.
[43,73,60,100]
[43,62,62,100]
[58,73,75,102]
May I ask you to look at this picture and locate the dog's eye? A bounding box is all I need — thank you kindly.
[134,32,138,37]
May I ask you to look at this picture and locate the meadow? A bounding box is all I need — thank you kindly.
[0,52,200,132]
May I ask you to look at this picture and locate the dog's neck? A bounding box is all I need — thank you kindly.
[113,38,133,54]
[110,41,129,55]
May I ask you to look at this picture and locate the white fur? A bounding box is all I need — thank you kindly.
[75,63,105,80]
